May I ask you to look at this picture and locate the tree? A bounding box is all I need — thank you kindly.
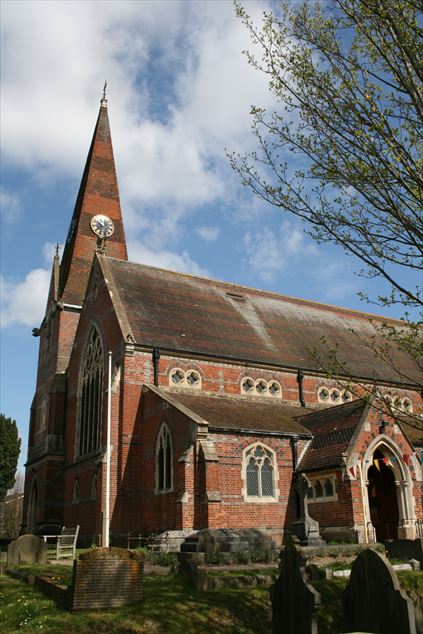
[230,0,422,429]
[231,0,422,308]
[0,414,21,501]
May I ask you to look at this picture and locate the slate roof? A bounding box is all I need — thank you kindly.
[156,388,314,437]
[296,399,368,472]
[105,257,421,385]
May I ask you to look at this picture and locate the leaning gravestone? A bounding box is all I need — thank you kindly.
[270,542,321,634]
[343,548,416,634]
[7,534,48,566]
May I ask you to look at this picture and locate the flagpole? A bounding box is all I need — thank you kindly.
[357,460,368,544]
[104,351,112,548]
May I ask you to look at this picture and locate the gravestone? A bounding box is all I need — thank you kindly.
[270,542,321,634]
[7,534,48,566]
[69,547,144,610]
[343,548,416,634]
[290,474,325,546]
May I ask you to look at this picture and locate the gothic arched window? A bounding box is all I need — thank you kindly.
[156,425,173,492]
[78,327,103,456]
[324,478,334,497]
[72,480,80,504]
[243,444,277,500]
[315,480,324,498]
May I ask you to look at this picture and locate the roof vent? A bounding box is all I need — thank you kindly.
[226,292,245,301]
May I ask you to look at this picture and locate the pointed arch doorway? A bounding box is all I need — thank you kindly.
[367,449,399,540]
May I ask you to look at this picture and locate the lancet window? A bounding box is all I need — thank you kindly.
[78,327,104,456]
[156,424,173,493]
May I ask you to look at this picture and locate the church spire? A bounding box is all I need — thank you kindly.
[59,91,128,305]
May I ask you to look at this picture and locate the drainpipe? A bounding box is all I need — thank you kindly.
[291,437,298,471]
[291,437,301,518]
[297,368,305,407]
[152,348,160,386]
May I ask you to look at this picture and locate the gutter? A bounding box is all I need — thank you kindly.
[207,426,312,439]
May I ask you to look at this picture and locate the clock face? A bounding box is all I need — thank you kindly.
[90,214,115,239]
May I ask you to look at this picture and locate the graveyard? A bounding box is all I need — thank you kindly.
[1,535,422,633]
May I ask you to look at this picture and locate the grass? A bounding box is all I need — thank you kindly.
[0,568,272,633]
[1,562,421,633]
[7,564,73,586]
[314,578,347,634]
[397,570,423,595]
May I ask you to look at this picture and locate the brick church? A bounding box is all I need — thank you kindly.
[23,96,423,548]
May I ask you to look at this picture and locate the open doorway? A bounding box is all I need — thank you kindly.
[368,449,399,540]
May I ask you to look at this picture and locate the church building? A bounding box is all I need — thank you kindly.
[23,96,423,548]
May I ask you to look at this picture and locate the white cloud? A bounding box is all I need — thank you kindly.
[1,269,50,328]
[312,260,358,302]
[0,187,21,225]
[196,226,220,242]
[1,1,273,218]
[243,228,286,283]
[128,240,208,277]
[243,221,316,282]
[42,241,63,264]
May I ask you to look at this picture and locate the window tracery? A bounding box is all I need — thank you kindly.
[169,368,201,389]
[240,377,282,398]
[307,474,337,503]
[242,443,278,500]
[78,327,104,456]
[384,393,413,413]
[317,386,352,405]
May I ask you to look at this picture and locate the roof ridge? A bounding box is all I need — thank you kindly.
[105,256,407,325]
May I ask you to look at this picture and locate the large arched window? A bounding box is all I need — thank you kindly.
[242,443,278,501]
[155,425,173,493]
[78,327,103,456]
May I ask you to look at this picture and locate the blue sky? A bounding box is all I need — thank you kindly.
[0,0,416,472]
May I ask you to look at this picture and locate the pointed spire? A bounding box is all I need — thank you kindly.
[59,94,128,304]
[45,245,60,311]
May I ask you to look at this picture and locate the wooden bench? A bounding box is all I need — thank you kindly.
[43,525,80,560]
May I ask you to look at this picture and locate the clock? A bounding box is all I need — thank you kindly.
[90,214,115,239]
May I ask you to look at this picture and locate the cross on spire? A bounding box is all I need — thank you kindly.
[101,81,108,107]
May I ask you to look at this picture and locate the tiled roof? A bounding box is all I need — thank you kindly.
[59,105,127,305]
[105,258,421,385]
[297,400,367,472]
[156,388,314,436]
[398,417,423,448]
